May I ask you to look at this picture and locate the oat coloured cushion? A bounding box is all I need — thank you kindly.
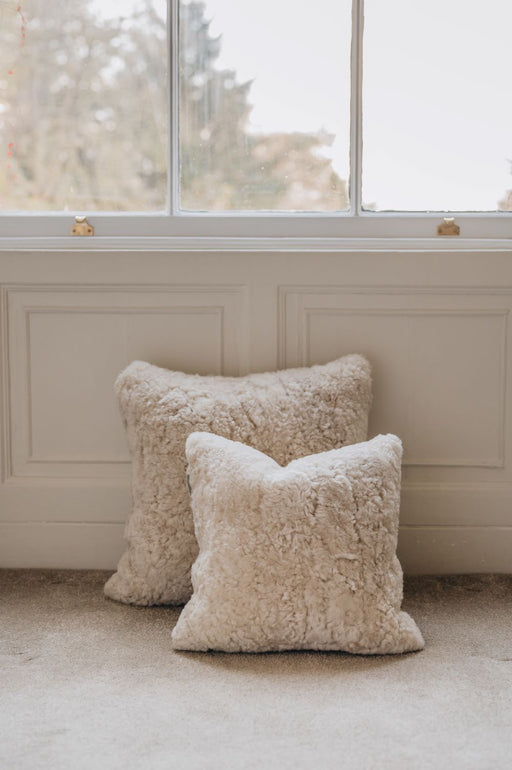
[172,432,424,654]
[104,354,372,606]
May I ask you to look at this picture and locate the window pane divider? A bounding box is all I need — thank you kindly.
[350,0,364,217]
[169,0,179,214]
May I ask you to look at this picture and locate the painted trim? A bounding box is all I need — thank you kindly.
[0,236,511,252]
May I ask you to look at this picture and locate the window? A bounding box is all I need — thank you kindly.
[0,0,511,241]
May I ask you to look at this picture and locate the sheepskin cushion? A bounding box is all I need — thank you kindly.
[172,432,424,654]
[105,354,372,606]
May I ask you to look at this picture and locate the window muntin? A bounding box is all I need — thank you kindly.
[0,0,510,238]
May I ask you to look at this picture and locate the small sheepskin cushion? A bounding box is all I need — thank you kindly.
[105,355,372,606]
[171,432,424,654]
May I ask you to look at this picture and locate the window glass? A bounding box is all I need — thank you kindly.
[363,0,512,212]
[179,0,351,212]
[0,0,168,212]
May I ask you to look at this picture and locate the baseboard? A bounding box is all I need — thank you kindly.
[398,526,512,574]
[0,522,125,569]
[0,521,510,573]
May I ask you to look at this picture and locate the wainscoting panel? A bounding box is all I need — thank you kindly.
[276,283,512,572]
[1,253,511,572]
[3,285,248,480]
[279,287,511,473]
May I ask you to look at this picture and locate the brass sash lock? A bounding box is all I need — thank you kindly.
[71,216,94,236]
[437,217,460,236]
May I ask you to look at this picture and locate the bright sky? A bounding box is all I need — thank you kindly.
[363,0,512,211]
[50,0,512,210]
[203,0,351,157]
[203,0,353,196]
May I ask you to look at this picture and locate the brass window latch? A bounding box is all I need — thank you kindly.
[437,217,460,236]
[71,216,94,236]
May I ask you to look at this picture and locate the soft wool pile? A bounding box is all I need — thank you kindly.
[172,433,424,654]
[105,355,372,606]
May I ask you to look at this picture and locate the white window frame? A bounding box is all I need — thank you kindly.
[1,0,511,251]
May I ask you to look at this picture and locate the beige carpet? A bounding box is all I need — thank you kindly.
[1,571,511,770]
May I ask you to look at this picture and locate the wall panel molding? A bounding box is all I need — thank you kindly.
[0,286,10,484]
[279,285,511,474]
[3,284,249,481]
[2,266,512,571]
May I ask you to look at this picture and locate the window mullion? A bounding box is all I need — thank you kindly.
[349,0,364,217]
[169,0,179,217]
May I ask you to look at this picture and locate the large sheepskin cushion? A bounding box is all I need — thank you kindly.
[172,432,424,654]
[105,354,372,606]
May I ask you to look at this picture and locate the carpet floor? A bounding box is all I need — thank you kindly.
[1,570,511,770]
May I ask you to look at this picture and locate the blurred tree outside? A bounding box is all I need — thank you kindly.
[0,0,167,211]
[498,162,512,211]
[179,1,346,211]
[1,0,510,214]
[0,0,347,212]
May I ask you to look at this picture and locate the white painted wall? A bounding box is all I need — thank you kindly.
[1,246,511,573]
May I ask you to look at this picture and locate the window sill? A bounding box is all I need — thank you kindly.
[0,236,511,252]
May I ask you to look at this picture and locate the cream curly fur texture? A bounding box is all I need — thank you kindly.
[105,355,372,606]
[172,433,424,654]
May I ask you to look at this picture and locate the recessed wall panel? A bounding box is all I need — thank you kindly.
[6,286,248,479]
[307,309,505,466]
[280,288,509,469]
[27,308,222,462]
